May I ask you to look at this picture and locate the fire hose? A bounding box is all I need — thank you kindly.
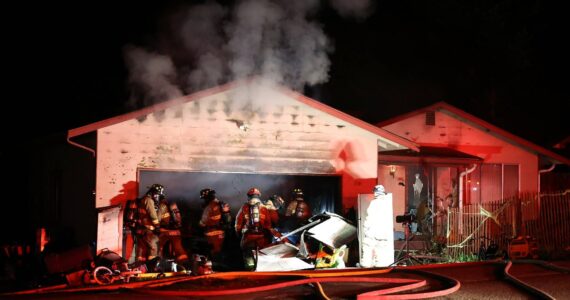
[8,259,568,298]
[503,260,570,300]
[136,268,461,299]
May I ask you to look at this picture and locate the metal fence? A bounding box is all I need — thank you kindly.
[444,191,570,261]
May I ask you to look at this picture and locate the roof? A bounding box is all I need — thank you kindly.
[376,101,570,166]
[68,79,419,151]
[379,146,483,165]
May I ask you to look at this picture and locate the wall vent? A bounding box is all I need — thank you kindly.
[425,111,436,126]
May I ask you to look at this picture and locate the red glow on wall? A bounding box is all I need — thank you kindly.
[109,180,138,207]
[341,172,376,212]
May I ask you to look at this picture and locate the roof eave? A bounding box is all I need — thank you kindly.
[280,88,419,152]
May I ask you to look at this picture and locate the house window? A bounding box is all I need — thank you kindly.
[481,164,502,202]
[465,164,519,204]
[503,164,519,198]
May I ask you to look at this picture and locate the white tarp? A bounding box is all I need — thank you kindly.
[306,213,356,249]
[256,242,313,271]
[256,255,314,271]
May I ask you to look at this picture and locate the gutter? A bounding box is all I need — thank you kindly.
[67,134,96,157]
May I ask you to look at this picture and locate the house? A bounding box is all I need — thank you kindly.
[375,102,570,237]
[67,79,418,255]
[66,81,568,258]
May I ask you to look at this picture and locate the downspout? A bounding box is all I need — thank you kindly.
[459,164,478,206]
[538,163,556,201]
[458,164,477,234]
[67,135,96,157]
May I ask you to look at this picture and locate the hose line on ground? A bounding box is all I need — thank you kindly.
[503,260,557,300]
[137,268,461,299]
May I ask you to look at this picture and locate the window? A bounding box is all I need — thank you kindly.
[465,164,519,204]
[481,164,502,203]
[503,165,519,198]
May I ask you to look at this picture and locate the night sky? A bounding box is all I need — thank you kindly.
[4,0,569,148]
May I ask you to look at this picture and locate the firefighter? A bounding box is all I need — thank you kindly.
[263,194,284,228]
[285,188,312,222]
[136,184,163,263]
[235,188,279,270]
[157,194,190,268]
[199,188,232,260]
[281,188,312,244]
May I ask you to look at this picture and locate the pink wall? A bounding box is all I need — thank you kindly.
[382,111,537,193]
[378,164,406,230]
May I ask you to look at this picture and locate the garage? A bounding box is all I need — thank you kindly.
[138,169,342,226]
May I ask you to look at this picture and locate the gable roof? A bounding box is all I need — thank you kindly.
[376,101,570,166]
[68,79,419,151]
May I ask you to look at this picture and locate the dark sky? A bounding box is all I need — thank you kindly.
[4,0,569,149]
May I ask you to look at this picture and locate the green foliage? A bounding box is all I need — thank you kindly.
[444,251,479,263]
[430,236,447,256]
[458,253,478,262]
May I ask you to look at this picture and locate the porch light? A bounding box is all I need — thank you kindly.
[389,165,396,177]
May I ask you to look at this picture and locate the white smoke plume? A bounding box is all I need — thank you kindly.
[124,45,183,108]
[177,2,228,91]
[125,0,373,106]
[179,0,331,92]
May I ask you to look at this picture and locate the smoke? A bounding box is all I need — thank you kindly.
[180,0,331,92]
[125,0,373,106]
[329,0,374,19]
[123,45,183,108]
[177,2,228,91]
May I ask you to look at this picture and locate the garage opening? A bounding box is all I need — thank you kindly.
[138,169,342,228]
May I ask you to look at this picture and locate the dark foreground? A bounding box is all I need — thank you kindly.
[1,260,569,299]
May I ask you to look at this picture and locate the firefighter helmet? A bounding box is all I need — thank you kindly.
[292,188,304,200]
[200,188,216,201]
[147,184,165,197]
[373,185,386,196]
[247,187,261,198]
